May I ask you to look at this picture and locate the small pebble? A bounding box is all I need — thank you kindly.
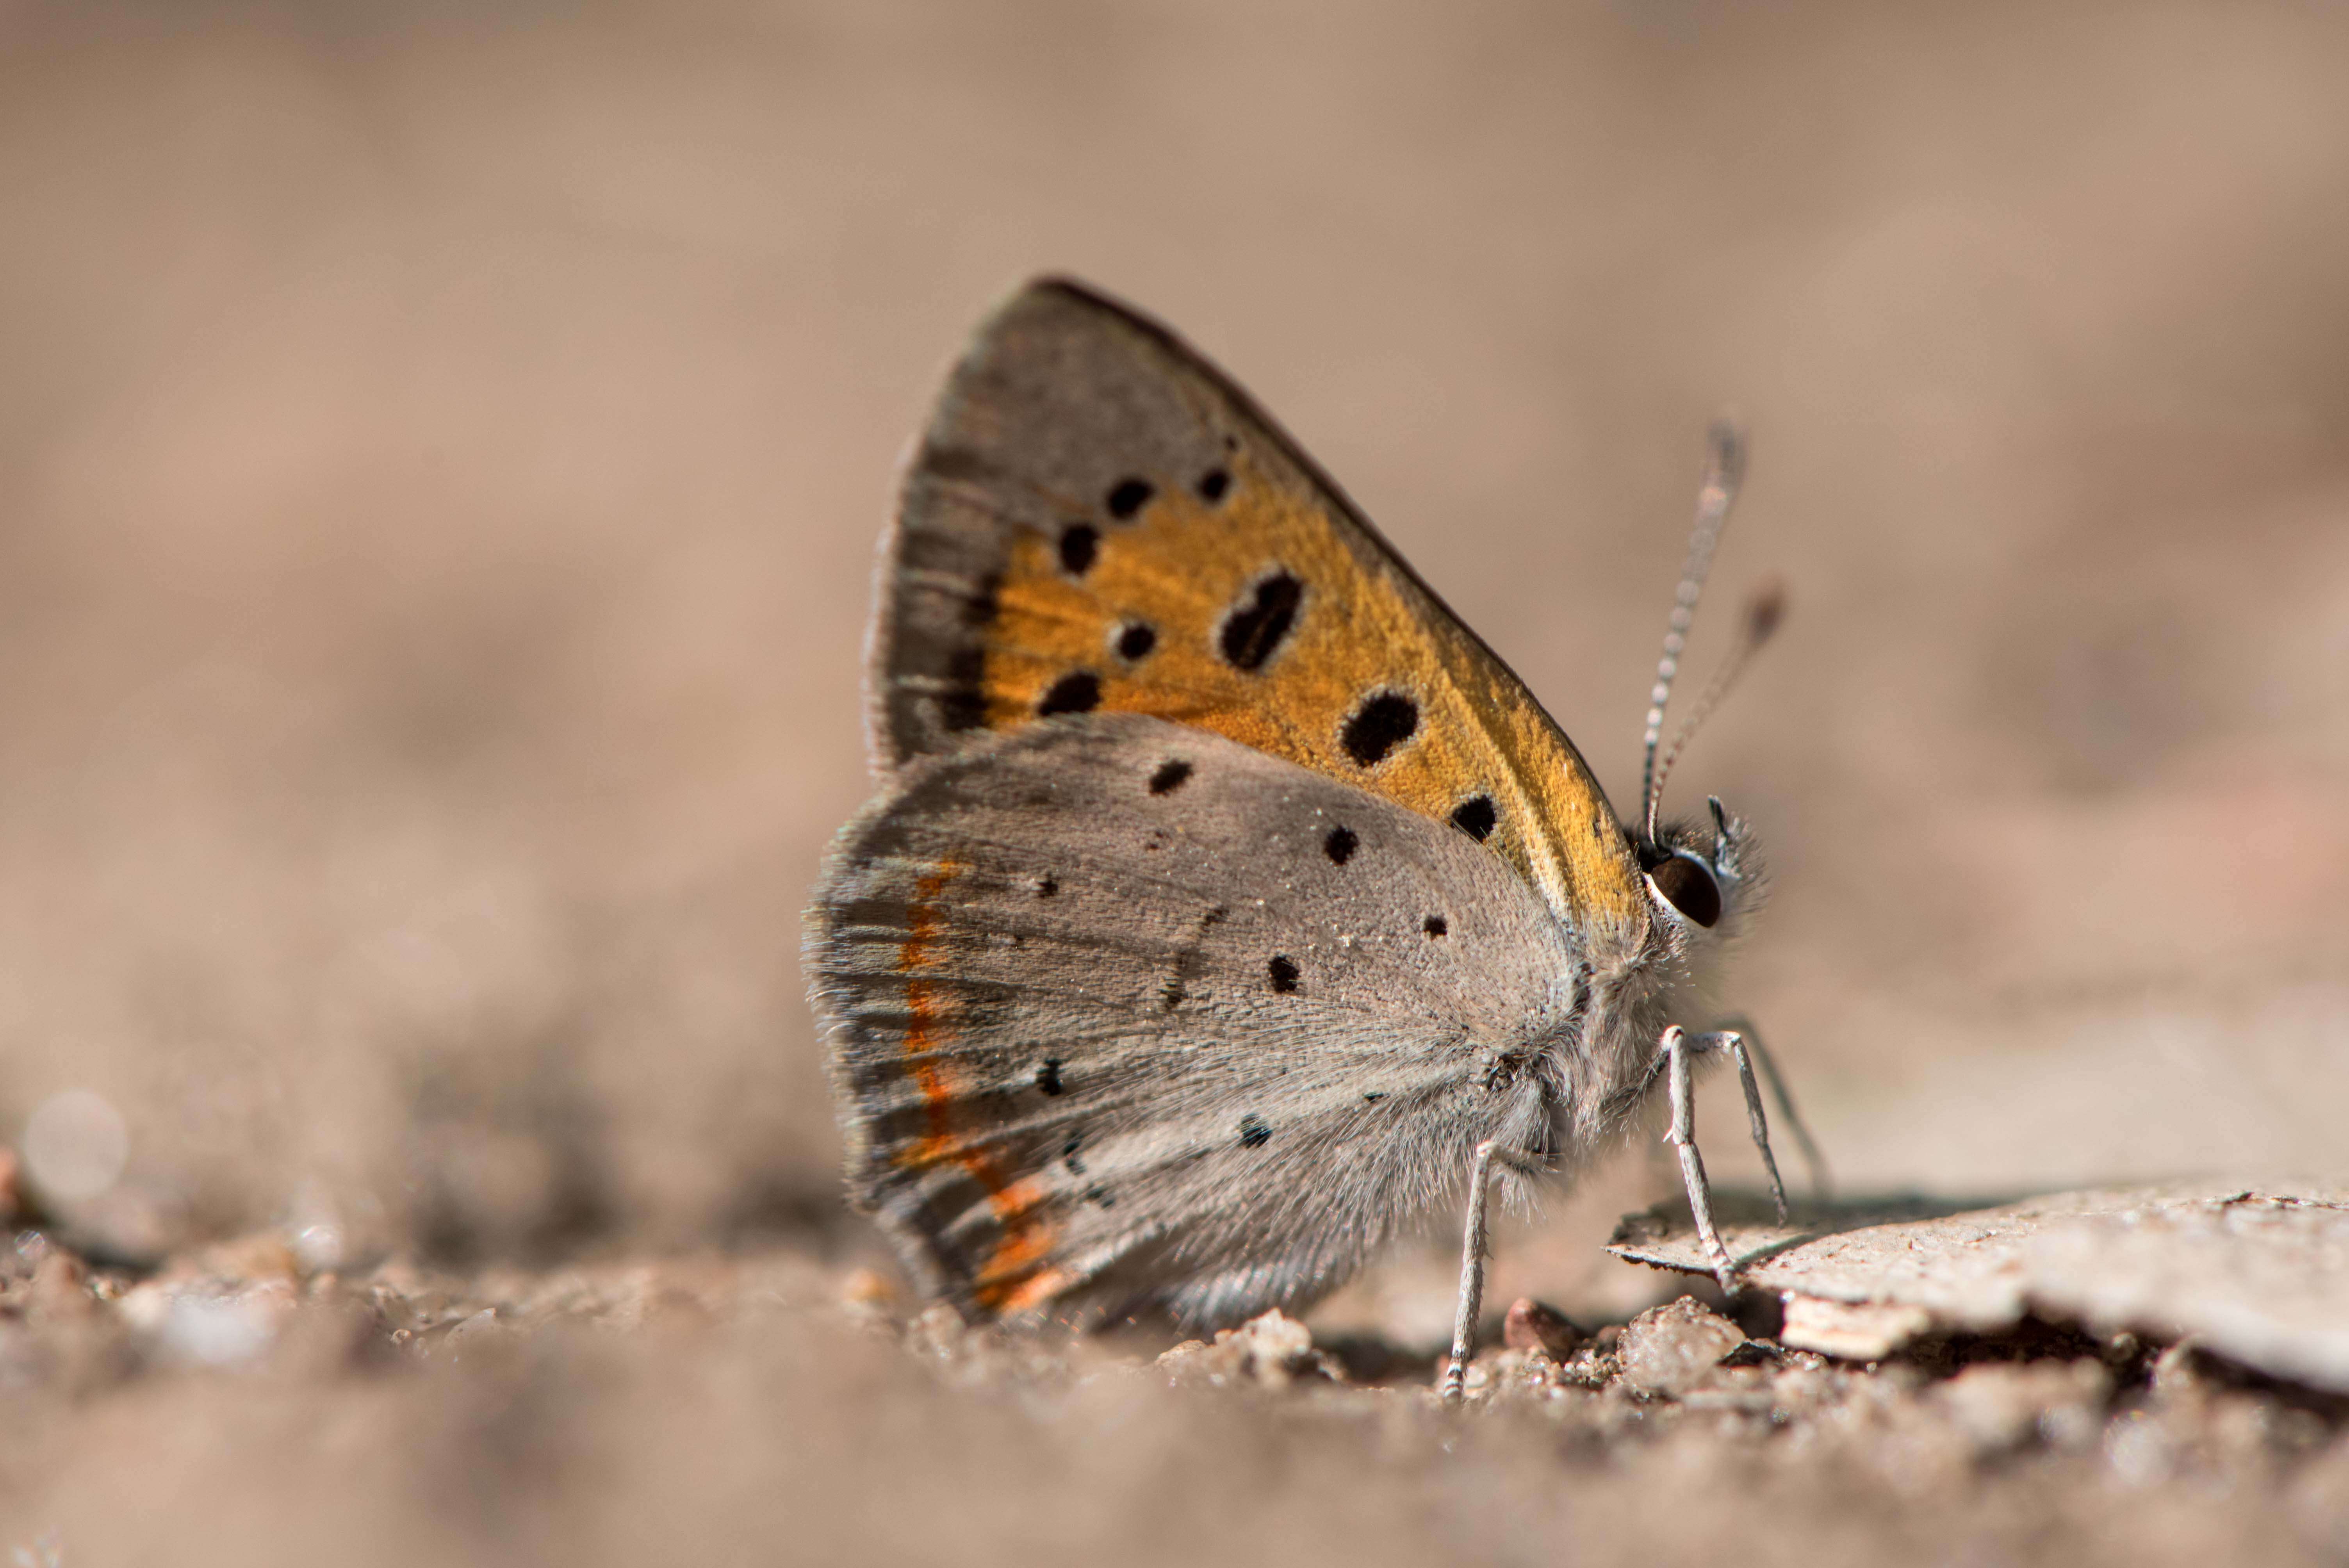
[1616,1295,1746,1397]
[1502,1297,1585,1360]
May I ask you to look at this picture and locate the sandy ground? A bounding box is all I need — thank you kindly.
[2,0,2348,1559]
[6,1219,2349,1566]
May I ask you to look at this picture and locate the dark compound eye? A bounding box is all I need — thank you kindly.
[1647,853,1722,929]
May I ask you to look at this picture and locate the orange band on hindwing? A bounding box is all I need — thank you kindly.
[891,859,1064,1312]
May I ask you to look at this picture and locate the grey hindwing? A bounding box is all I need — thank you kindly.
[806,712,1584,1329]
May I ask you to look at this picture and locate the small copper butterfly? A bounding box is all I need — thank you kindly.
[805,278,1821,1398]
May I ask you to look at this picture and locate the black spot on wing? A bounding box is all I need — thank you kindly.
[1106,478,1154,519]
[1037,672,1100,716]
[1450,794,1498,843]
[1115,621,1157,661]
[1267,955,1299,994]
[1323,825,1357,865]
[1197,468,1231,502]
[1423,914,1448,937]
[1033,876,1058,898]
[1342,691,1419,766]
[1058,523,1098,576]
[1219,571,1303,672]
[1238,1114,1271,1149]
[1036,1058,1064,1096]
[1149,759,1192,795]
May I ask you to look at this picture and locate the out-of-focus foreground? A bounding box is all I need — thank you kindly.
[2,1,2346,1560]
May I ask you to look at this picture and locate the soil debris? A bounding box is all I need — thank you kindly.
[1615,1296,1746,1396]
[1610,1180,2349,1391]
[1502,1296,1585,1360]
[1158,1309,1340,1390]
[1,1202,2347,1565]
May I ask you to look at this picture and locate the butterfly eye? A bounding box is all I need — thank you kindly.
[1646,853,1722,929]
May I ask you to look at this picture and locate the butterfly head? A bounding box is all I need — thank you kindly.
[1636,795,1758,945]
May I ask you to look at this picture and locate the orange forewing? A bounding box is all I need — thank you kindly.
[973,451,1643,942]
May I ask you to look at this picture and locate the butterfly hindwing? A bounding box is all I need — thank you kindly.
[806,713,1582,1327]
[874,276,1647,944]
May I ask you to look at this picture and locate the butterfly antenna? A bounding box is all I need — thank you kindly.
[1640,420,1746,844]
[1649,580,1785,819]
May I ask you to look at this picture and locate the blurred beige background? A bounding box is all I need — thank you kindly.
[3,0,2345,1303]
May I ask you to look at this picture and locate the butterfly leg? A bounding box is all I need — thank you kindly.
[1720,1032,1789,1226]
[1439,1137,1544,1404]
[1713,1013,1832,1201]
[1661,1024,1807,1292]
[1659,1025,1741,1295]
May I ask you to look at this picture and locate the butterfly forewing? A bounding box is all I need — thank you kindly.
[875,277,1647,946]
[807,713,1581,1327]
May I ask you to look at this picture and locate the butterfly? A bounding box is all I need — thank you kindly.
[805,277,1820,1397]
